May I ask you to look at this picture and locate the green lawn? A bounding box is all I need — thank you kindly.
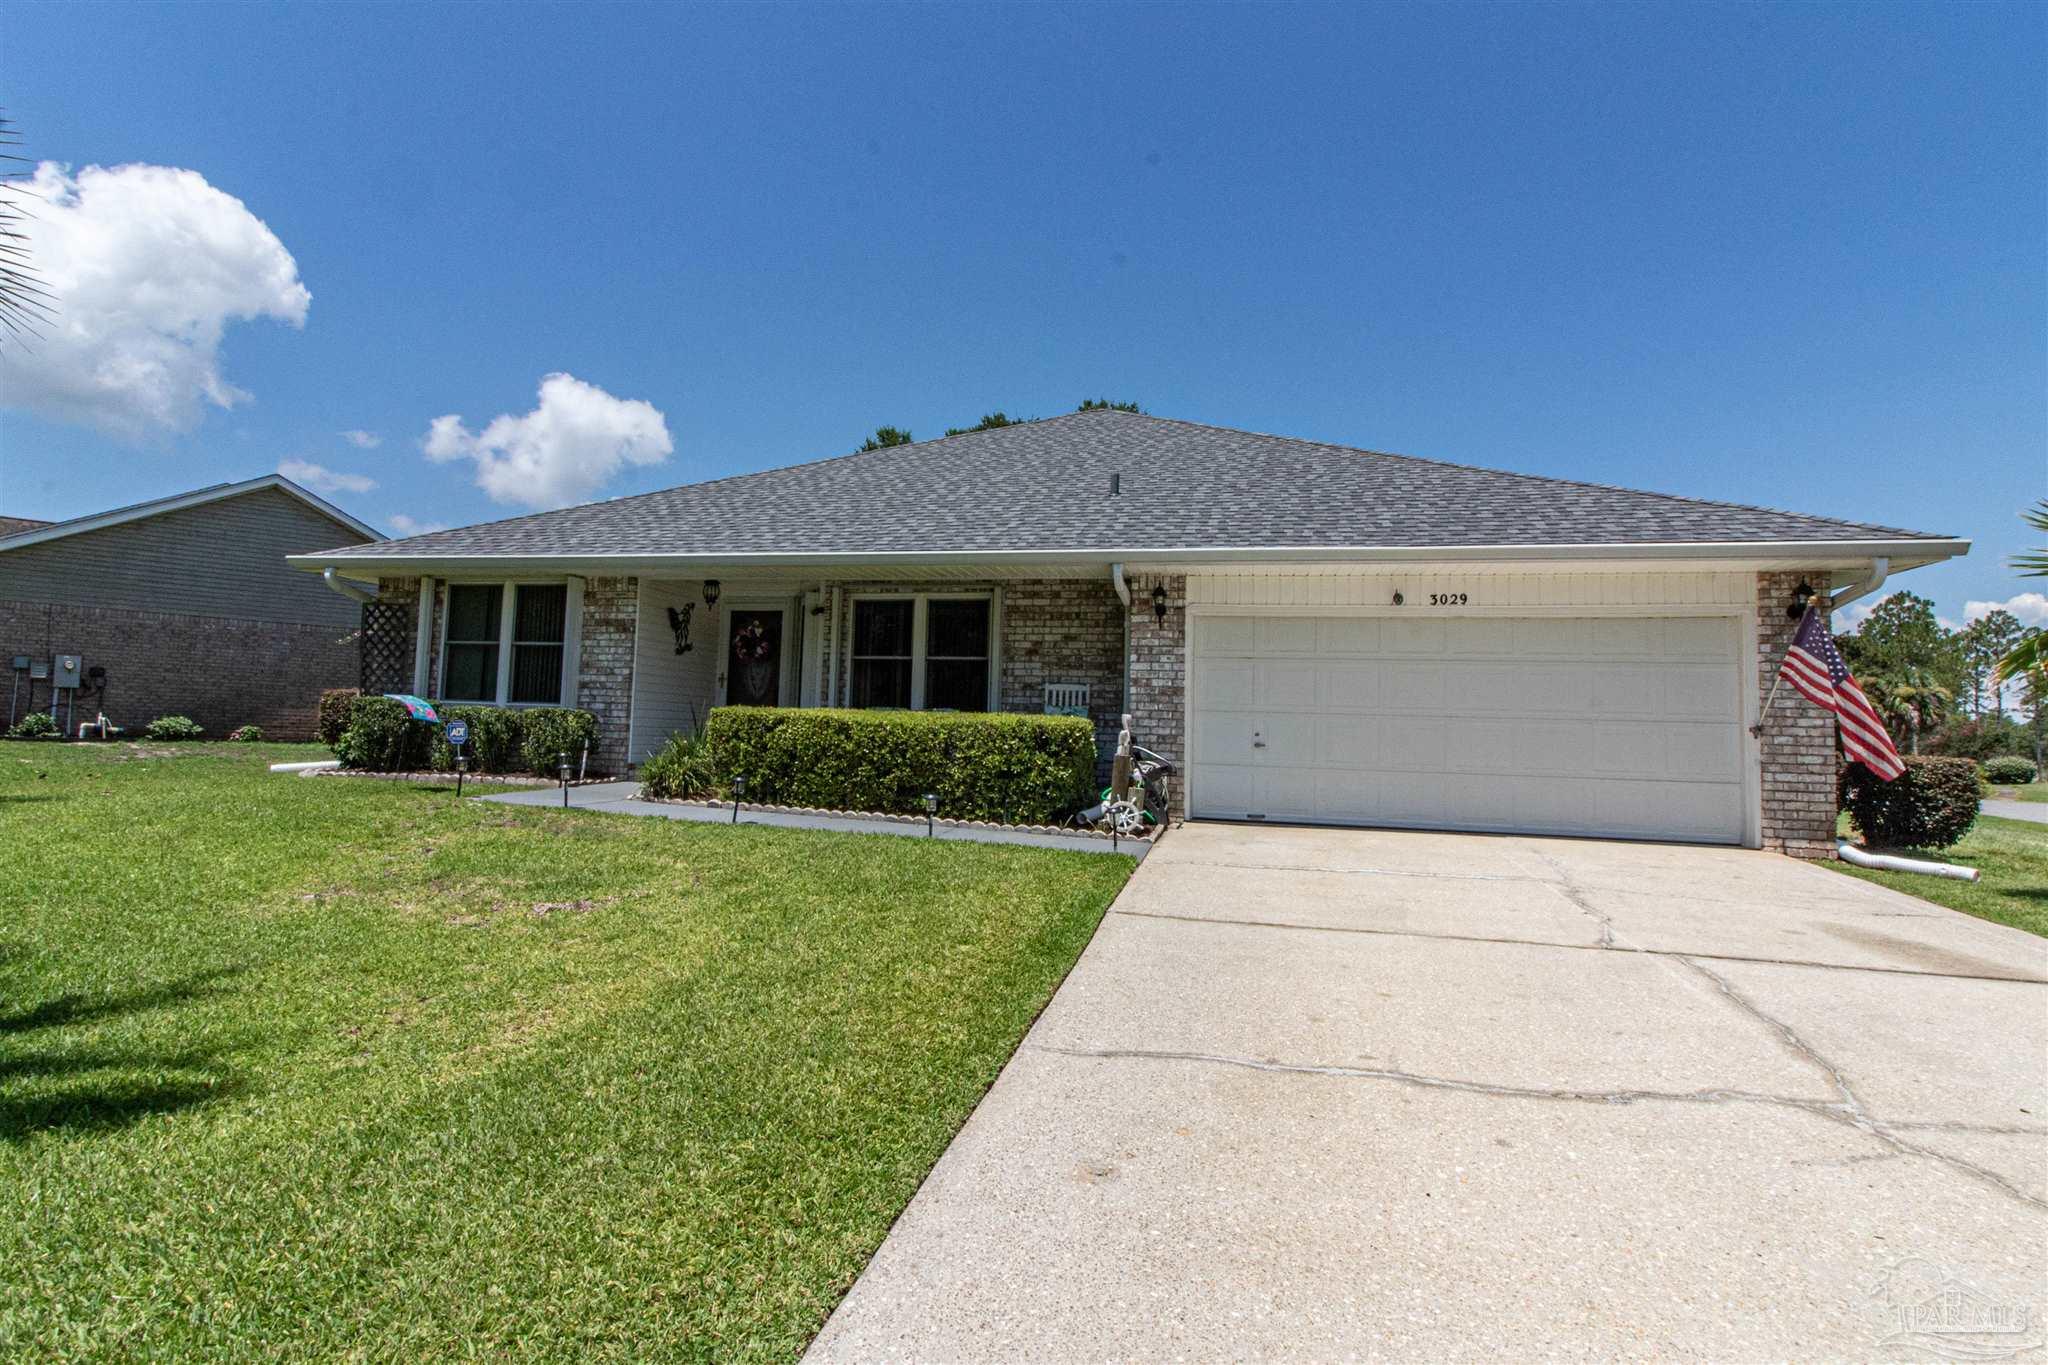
[0,741,1133,1360]
[1828,814,2048,938]
[1986,781,2048,804]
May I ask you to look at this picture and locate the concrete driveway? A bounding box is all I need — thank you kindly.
[810,823,2048,1362]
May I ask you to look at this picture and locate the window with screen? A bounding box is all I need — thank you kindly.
[510,584,567,704]
[850,599,914,708]
[442,584,503,701]
[924,598,990,711]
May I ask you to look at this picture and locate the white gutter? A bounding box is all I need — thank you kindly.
[288,536,1971,575]
[1827,557,1890,615]
[322,567,378,604]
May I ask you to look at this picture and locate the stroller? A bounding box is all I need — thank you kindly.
[1075,715,1176,836]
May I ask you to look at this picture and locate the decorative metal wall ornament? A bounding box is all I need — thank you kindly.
[667,603,695,654]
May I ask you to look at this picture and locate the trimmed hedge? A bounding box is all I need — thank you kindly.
[703,706,1097,825]
[145,716,205,741]
[335,696,600,776]
[1982,754,2039,785]
[318,688,360,749]
[1841,756,1980,851]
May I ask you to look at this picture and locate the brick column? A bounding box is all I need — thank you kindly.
[1126,572,1188,820]
[1756,570,1838,859]
[576,576,639,774]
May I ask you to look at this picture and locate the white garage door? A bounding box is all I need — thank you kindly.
[1188,614,1747,844]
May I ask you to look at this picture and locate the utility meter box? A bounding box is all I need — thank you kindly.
[53,655,82,689]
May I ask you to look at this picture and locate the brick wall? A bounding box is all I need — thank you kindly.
[0,597,358,740]
[998,578,1126,772]
[1756,570,1839,859]
[577,576,638,774]
[1126,572,1188,819]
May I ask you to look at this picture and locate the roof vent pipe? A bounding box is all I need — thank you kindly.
[322,567,378,604]
[1110,472,1121,496]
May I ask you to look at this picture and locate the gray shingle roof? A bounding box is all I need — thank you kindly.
[317,410,1955,561]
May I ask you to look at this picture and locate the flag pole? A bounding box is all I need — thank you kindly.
[1751,603,1815,737]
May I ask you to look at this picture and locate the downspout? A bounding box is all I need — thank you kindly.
[322,567,378,604]
[1111,562,1132,728]
[1827,557,1889,616]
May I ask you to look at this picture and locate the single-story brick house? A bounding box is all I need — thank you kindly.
[2,475,382,739]
[292,410,1966,857]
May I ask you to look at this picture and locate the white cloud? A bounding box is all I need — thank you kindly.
[422,372,671,510]
[0,161,309,438]
[279,458,375,496]
[340,429,382,449]
[386,513,450,537]
[1831,596,1884,632]
[1963,593,2048,628]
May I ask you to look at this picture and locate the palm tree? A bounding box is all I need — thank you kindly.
[1862,669,1953,755]
[0,112,54,345]
[1995,501,2048,684]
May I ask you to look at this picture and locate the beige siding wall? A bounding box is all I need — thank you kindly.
[0,487,371,626]
[1185,568,1753,610]
[629,579,719,762]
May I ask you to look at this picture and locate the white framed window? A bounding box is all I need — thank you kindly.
[848,594,994,711]
[439,579,579,707]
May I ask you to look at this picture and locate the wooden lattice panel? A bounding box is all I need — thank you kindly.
[358,601,413,694]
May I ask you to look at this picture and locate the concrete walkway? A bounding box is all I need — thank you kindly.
[1982,798,2048,825]
[475,781,1148,858]
[809,823,2047,1361]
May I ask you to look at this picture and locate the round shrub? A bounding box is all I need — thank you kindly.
[335,696,433,771]
[6,711,59,741]
[229,725,265,743]
[144,716,205,741]
[640,732,714,799]
[1841,756,1981,851]
[317,688,360,749]
[1982,754,2038,785]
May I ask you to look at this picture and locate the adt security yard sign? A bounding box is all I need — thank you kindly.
[445,719,470,747]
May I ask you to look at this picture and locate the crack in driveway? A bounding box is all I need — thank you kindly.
[1031,1044,2047,1212]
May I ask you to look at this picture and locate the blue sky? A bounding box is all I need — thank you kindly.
[0,1,2041,626]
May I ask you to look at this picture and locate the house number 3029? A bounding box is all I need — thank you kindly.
[1428,592,1470,606]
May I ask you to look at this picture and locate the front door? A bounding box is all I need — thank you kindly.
[725,610,784,706]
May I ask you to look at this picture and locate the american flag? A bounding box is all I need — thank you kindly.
[1777,606,1905,780]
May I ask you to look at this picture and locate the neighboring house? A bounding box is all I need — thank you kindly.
[291,410,1967,857]
[1,475,382,740]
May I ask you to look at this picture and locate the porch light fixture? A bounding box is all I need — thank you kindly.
[703,579,722,608]
[1150,583,1168,623]
[1787,581,1816,619]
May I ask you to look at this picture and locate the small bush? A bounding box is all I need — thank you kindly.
[1842,756,1981,851]
[229,725,265,743]
[704,706,1097,825]
[144,716,205,741]
[335,696,434,772]
[5,711,58,741]
[1982,754,2039,785]
[317,689,360,748]
[519,707,601,777]
[641,731,715,799]
[428,704,524,774]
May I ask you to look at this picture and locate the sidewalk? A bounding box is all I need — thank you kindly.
[476,781,1150,858]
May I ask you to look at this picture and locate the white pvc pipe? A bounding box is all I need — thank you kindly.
[1837,840,1980,882]
[270,759,341,774]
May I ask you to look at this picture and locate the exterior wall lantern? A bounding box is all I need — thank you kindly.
[703,579,722,608]
[1788,581,1816,619]
[1151,583,1168,623]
